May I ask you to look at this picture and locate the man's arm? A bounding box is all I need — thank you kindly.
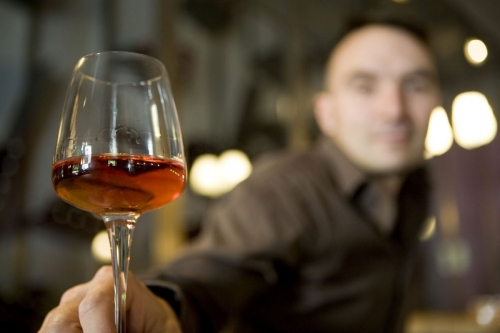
[143,175,307,332]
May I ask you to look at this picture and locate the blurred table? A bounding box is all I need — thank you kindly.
[406,311,500,333]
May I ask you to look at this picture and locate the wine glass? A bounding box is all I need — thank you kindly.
[51,51,186,333]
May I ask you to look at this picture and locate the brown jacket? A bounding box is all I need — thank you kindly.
[146,136,431,333]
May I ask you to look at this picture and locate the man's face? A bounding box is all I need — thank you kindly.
[315,25,441,175]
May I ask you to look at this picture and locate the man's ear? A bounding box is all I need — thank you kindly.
[313,92,336,137]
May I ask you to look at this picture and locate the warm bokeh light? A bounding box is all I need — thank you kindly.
[452,91,497,150]
[477,304,496,326]
[190,150,252,197]
[189,154,223,197]
[219,150,253,185]
[436,239,471,277]
[464,39,488,65]
[425,106,453,158]
[91,230,111,263]
[420,216,437,241]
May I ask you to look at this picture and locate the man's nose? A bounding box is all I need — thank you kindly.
[378,85,406,121]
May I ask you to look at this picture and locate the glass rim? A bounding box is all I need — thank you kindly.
[75,51,167,86]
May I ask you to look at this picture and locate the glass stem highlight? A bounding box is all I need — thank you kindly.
[104,214,137,333]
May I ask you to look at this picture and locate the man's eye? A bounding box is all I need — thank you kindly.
[354,82,374,94]
[403,79,430,93]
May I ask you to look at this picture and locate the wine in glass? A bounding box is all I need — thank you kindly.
[51,51,186,333]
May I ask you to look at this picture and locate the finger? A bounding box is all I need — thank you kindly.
[39,282,91,333]
[39,307,83,333]
[60,283,89,305]
[153,297,182,333]
[79,266,116,333]
[127,273,182,333]
[39,296,84,333]
[38,267,114,333]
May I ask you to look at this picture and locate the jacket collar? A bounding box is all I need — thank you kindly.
[316,136,367,199]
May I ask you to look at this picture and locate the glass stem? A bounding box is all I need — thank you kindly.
[103,214,138,333]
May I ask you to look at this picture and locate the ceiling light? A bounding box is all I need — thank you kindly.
[425,106,453,157]
[452,91,497,149]
[464,39,488,65]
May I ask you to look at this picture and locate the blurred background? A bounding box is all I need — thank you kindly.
[2,0,500,331]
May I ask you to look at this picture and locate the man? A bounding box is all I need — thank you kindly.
[39,14,441,333]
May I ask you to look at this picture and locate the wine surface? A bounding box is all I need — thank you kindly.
[52,154,186,215]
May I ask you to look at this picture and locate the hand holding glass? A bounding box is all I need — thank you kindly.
[52,52,186,333]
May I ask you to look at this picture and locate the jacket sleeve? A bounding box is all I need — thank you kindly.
[142,168,309,333]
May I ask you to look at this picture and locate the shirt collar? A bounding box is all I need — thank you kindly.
[316,136,367,198]
[315,135,430,237]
